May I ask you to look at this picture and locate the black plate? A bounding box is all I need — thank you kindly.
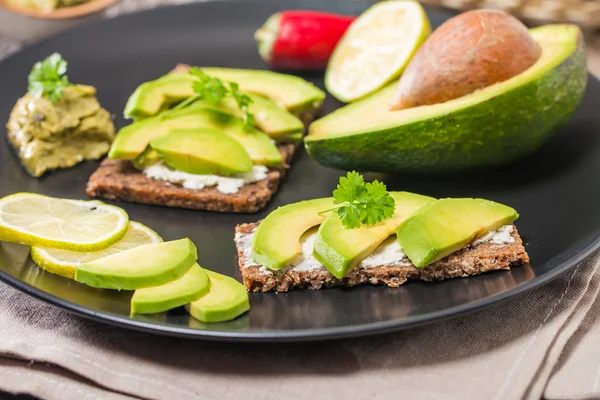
[0,0,599,342]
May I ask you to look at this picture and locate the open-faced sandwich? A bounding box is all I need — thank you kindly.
[87,65,325,213]
[235,172,529,292]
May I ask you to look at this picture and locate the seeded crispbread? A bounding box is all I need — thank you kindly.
[234,222,530,292]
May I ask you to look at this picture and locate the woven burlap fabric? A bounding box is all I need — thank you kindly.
[1,1,600,399]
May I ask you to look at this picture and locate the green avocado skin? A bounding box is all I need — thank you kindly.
[305,35,587,173]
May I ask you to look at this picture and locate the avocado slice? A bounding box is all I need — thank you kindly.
[186,270,249,323]
[124,67,325,115]
[251,198,333,271]
[131,263,210,314]
[125,74,196,119]
[305,25,587,172]
[125,75,304,141]
[397,198,519,268]
[314,192,434,279]
[150,128,253,175]
[75,239,197,290]
[132,145,161,169]
[109,107,282,166]
[202,68,325,114]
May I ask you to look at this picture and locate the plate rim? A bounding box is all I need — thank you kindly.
[0,236,595,342]
[0,0,597,342]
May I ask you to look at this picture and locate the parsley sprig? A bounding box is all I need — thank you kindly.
[320,171,396,229]
[163,67,255,130]
[28,53,72,103]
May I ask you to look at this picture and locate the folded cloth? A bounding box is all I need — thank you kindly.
[0,357,133,400]
[0,253,598,400]
[2,1,600,399]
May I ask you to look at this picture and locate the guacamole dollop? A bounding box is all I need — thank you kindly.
[6,0,90,12]
[7,85,115,177]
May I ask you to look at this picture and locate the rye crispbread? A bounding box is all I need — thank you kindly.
[234,222,530,292]
[86,143,300,213]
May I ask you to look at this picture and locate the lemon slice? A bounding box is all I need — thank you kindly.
[325,0,431,102]
[31,221,162,280]
[0,193,129,251]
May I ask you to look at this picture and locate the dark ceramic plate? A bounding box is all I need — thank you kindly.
[0,0,598,342]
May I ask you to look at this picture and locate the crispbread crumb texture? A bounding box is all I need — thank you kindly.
[235,223,530,292]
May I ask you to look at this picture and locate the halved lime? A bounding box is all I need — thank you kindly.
[0,193,129,251]
[325,0,431,103]
[31,221,162,280]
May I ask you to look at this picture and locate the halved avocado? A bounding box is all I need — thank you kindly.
[313,192,434,279]
[131,263,210,315]
[109,107,282,166]
[124,67,325,117]
[305,25,587,173]
[251,198,333,271]
[397,198,519,267]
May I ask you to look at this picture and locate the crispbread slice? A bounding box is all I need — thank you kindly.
[87,143,297,213]
[234,222,530,292]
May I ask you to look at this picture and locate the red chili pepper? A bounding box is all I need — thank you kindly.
[255,11,356,70]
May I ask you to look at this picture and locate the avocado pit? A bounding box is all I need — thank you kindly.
[390,9,541,110]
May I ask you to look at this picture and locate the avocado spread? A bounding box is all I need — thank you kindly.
[7,85,115,177]
[6,0,90,12]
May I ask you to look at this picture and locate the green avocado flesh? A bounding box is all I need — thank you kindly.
[125,74,304,141]
[109,107,282,166]
[131,263,210,315]
[133,145,161,169]
[202,68,325,114]
[150,128,253,175]
[75,239,198,290]
[252,198,334,271]
[305,25,587,173]
[314,192,434,279]
[397,198,519,268]
[124,67,325,116]
[124,74,194,119]
[186,270,250,323]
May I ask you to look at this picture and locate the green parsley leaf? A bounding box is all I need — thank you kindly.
[321,171,396,229]
[28,53,72,103]
[163,67,255,130]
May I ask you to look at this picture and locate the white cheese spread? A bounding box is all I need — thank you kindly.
[236,225,516,275]
[144,163,269,194]
[471,225,515,246]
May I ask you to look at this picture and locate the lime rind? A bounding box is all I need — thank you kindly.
[0,193,129,252]
[31,221,163,280]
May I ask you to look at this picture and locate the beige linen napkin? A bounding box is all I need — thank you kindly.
[0,253,599,400]
[2,1,600,399]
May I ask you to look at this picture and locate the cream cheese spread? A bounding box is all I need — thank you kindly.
[236,225,516,275]
[144,163,269,194]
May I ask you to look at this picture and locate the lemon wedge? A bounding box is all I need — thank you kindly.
[31,221,162,279]
[325,0,431,102]
[0,193,129,251]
